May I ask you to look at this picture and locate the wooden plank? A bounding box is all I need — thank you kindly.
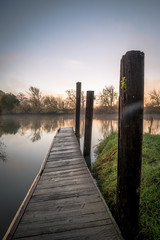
[50,148,81,153]
[25,194,102,211]
[48,153,82,160]
[18,211,110,228]
[45,158,85,167]
[29,197,101,211]
[37,176,93,189]
[32,183,96,198]
[13,225,120,240]
[30,190,98,203]
[43,164,85,173]
[47,156,84,162]
[40,168,89,179]
[5,127,123,240]
[22,200,106,218]
[30,190,99,204]
[50,146,78,152]
[40,171,90,181]
[14,219,112,239]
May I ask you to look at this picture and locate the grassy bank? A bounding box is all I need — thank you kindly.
[92,133,160,240]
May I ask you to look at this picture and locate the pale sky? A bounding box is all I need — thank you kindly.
[0,0,160,96]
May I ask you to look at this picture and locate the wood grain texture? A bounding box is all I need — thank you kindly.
[117,51,144,239]
[7,127,123,240]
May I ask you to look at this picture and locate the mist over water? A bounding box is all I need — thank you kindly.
[0,113,160,238]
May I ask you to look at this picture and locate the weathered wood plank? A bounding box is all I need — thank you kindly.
[50,148,81,154]
[30,189,98,203]
[40,172,90,182]
[50,146,78,152]
[45,158,85,167]
[6,127,123,240]
[47,155,84,162]
[13,225,120,240]
[41,168,89,179]
[43,164,85,173]
[25,194,102,211]
[14,219,112,239]
[37,176,93,189]
[48,153,82,160]
[21,201,107,219]
[32,183,96,199]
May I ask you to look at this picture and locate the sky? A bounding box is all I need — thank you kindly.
[0,0,160,97]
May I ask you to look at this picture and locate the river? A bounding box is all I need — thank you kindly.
[0,113,160,238]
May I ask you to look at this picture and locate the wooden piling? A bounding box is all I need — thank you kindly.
[117,51,144,239]
[83,91,94,158]
[75,82,81,138]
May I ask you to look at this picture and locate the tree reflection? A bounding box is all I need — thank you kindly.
[100,119,118,138]
[0,114,159,145]
[0,120,20,137]
[148,117,153,134]
[29,129,42,142]
[0,115,75,142]
[144,114,160,134]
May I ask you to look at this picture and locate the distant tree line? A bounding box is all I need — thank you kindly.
[0,86,159,114]
[0,87,67,114]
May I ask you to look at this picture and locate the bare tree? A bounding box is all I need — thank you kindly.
[65,89,76,110]
[43,96,58,113]
[56,97,64,112]
[27,86,43,112]
[148,89,160,107]
[16,92,31,113]
[99,85,118,110]
[65,89,86,112]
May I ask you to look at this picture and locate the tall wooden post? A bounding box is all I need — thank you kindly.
[75,82,81,138]
[117,51,144,239]
[83,91,94,158]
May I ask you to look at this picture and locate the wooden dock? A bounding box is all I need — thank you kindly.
[4,127,123,240]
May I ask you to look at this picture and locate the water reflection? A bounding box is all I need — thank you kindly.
[0,114,159,144]
[0,119,20,136]
[143,114,160,134]
[0,115,75,143]
[94,114,160,137]
[0,114,159,163]
[0,113,160,239]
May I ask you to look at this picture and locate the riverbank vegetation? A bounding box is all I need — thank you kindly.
[0,85,118,114]
[0,86,160,114]
[92,133,160,240]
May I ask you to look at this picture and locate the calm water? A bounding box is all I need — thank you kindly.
[0,113,160,238]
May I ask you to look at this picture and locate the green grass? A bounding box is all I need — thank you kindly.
[92,133,160,240]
